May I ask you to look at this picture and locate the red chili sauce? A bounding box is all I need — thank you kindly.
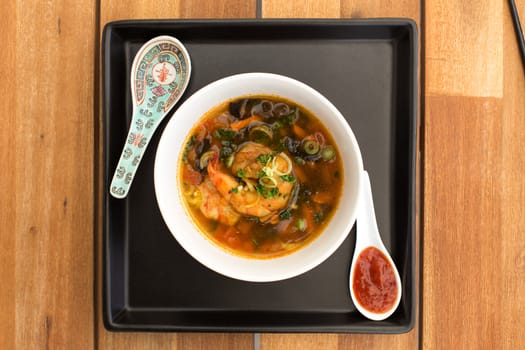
[352,246,398,313]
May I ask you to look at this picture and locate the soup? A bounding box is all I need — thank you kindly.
[179,95,343,258]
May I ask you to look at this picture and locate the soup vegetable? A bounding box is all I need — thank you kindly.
[179,95,343,258]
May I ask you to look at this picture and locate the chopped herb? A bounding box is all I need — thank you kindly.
[255,184,279,199]
[334,170,340,179]
[268,187,279,198]
[296,218,307,232]
[256,153,272,164]
[231,187,239,194]
[237,169,246,178]
[214,128,236,140]
[279,209,292,220]
[281,109,297,125]
[314,212,323,224]
[280,174,296,183]
[255,184,264,195]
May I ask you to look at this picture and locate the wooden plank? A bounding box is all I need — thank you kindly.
[263,0,419,20]
[425,0,503,97]
[261,1,420,349]
[262,0,341,18]
[340,0,419,20]
[500,2,525,349]
[97,1,256,349]
[260,334,339,350]
[0,0,17,348]
[100,0,255,22]
[423,1,525,349]
[423,96,503,349]
[0,0,96,348]
[97,333,253,350]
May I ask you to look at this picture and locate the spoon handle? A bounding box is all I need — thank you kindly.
[356,171,382,250]
[109,111,161,198]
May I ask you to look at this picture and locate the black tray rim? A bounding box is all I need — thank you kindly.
[102,18,419,334]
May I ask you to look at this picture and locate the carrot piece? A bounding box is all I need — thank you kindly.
[293,165,308,183]
[292,124,308,139]
[213,224,227,242]
[311,191,332,204]
[229,115,263,131]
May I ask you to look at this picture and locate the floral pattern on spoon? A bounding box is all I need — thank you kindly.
[110,35,191,198]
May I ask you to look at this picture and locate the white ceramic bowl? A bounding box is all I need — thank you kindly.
[154,73,363,282]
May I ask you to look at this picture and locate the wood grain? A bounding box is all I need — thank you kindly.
[425,1,503,97]
[97,1,256,349]
[261,334,339,350]
[96,332,252,350]
[340,0,420,20]
[0,0,96,348]
[423,96,503,349]
[260,1,420,349]
[423,0,525,349]
[501,3,525,349]
[100,0,255,22]
[262,0,341,18]
[0,0,17,349]
[263,0,420,20]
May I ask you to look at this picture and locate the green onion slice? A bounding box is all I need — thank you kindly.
[303,140,320,155]
[321,145,336,161]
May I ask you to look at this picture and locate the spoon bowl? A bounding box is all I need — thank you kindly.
[349,171,402,321]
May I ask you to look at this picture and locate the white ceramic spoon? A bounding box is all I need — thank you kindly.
[109,35,191,198]
[349,171,402,321]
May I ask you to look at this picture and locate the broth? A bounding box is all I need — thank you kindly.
[179,95,344,258]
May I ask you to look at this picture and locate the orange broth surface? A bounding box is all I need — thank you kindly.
[179,95,344,258]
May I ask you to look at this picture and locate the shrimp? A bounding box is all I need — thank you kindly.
[197,178,240,226]
[231,142,271,179]
[207,143,295,221]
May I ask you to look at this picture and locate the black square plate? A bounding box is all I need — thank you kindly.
[103,19,418,333]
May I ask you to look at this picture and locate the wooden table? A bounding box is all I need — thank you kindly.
[2,0,524,348]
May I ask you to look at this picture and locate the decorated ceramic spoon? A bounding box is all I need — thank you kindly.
[110,36,191,198]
